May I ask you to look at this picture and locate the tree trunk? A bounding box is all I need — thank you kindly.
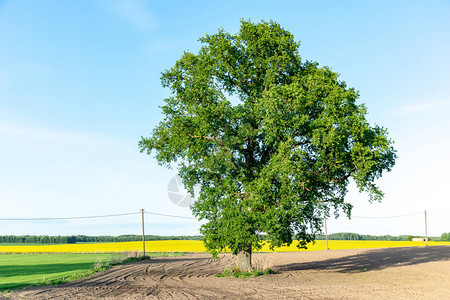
[235,247,252,272]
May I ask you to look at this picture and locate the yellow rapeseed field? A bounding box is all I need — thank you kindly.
[1,240,449,253]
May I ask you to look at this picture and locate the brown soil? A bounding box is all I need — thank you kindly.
[5,246,450,299]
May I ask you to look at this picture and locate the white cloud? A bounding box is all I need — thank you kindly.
[326,119,450,237]
[0,118,113,146]
[109,0,158,32]
[397,99,450,115]
[141,37,173,55]
[0,113,199,235]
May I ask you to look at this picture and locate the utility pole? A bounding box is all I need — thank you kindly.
[141,209,146,256]
[424,210,428,246]
[324,210,329,250]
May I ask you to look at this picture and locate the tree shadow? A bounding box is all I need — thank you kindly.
[0,262,96,278]
[275,246,450,273]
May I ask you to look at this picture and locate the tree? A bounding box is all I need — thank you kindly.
[140,20,396,271]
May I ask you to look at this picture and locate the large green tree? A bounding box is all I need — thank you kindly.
[140,20,396,271]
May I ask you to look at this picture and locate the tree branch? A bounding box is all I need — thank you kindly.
[188,134,223,145]
[188,134,238,170]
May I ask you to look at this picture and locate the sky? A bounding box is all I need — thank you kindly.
[0,0,449,237]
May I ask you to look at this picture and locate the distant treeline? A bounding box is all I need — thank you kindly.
[1,233,446,244]
[440,232,450,241]
[314,232,438,241]
[0,235,203,244]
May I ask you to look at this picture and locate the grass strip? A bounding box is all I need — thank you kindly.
[215,267,276,279]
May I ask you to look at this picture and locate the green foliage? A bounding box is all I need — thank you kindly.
[440,232,450,241]
[140,20,396,258]
[215,267,276,279]
[116,253,183,264]
[120,256,150,264]
[0,235,77,244]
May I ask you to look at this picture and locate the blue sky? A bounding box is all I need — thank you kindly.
[0,0,449,237]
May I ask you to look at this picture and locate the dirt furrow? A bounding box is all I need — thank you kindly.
[6,246,449,300]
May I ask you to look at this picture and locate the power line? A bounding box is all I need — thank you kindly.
[0,211,197,221]
[351,211,423,219]
[0,212,140,221]
[0,210,424,221]
[145,211,196,220]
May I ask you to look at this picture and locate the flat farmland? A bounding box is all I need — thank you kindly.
[1,240,449,254]
[3,246,449,299]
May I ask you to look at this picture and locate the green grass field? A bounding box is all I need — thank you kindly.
[0,253,120,290]
[0,252,185,291]
[0,243,53,246]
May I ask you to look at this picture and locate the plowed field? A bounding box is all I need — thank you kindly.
[5,246,449,299]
